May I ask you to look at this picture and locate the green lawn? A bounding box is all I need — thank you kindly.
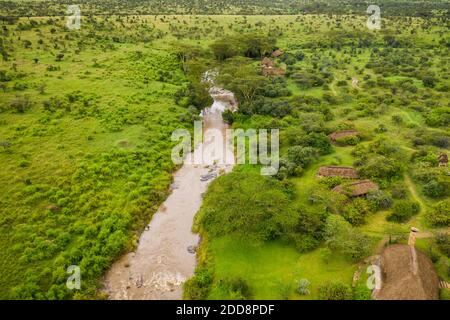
[208,236,357,300]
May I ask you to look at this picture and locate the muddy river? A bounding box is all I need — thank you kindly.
[102,87,236,300]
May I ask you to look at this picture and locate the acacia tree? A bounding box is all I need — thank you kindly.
[217,57,267,103]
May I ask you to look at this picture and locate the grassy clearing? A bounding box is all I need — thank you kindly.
[208,237,356,300]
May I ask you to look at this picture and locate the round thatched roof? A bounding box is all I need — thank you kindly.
[376,244,439,300]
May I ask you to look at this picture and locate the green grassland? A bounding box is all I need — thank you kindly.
[0,16,194,299]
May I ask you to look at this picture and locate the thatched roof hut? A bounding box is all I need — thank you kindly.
[438,153,448,167]
[333,179,379,197]
[261,57,285,76]
[317,166,359,179]
[262,67,285,76]
[376,244,439,300]
[261,57,274,67]
[329,130,359,142]
[271,49,284,58]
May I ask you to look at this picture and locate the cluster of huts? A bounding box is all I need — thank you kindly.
[317,165,379,197]
[319,129,448,197]
[317,129,379,197]
[261,49,286,76]
[318,130,447,300]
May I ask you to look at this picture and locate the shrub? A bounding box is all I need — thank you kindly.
[218,278,252,300]
[367,190,392,211]
[342,198,372,226]
[426,200,450,227]
[275,280,293,300]
[336,135,360,146]
[422,76,436,88]
[324,215,372,261]
[287,233,321,252]
[55,53,64,61]
[435,233,450,257]
[296,279,311,296]
[390,184,408,199]
[319,176,343,189]
[222,109,234,124]
[440,289,450,300]
[320,248,332,264]
[358,155,404,182]
[318,281,352,300]
[353,283,372,300]
[423,180,447,199]
[10,95,31,113]
[343,205,366,226]
[425,107,450,127]
[19,160,30,168]
[387,200,421,223]
[287,146,317,168]
[183,267,213,300]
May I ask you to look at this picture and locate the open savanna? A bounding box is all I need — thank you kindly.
[0,15,195,298]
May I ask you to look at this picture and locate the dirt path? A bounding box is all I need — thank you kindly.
[404,174,427,215]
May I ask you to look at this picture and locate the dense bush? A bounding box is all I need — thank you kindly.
[387,200,421,223]
[285,205,327,252]
[357,155,404,183]
[195,171,296,242]
[216,278,253,300]
[426,200,450,227]
[291,72,324,89]
[211,34,275,60]
[324,215,372,261]
[183,266,213,300]
[287,146,317,168]
[423,180,448,199]
[318,281,352,300]
[342,198,372,226]
[367,190,392,211]
[353,283,372,300]
[440,289,450,301]
[435,233,450,257]
[336,135,360,146]
[10,95,31,113]
[426,107,450,127]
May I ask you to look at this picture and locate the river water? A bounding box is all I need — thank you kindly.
[102,87,236,300]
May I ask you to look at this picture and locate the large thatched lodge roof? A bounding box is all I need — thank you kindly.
[376,244,439,300]
[333,179,379,197]
[271,49,284,58]
[318,166,359,179]
[329,130,359,142]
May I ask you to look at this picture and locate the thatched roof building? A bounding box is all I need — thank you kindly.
[261,57,285,76]
[333,179,379,197]
[329,130,359,142]
[317,166,359,179]
[271,49,284,58]
[438,153,448,167]
[262,67,286,76]
[261,57,274,67]
[376,244,439,300]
